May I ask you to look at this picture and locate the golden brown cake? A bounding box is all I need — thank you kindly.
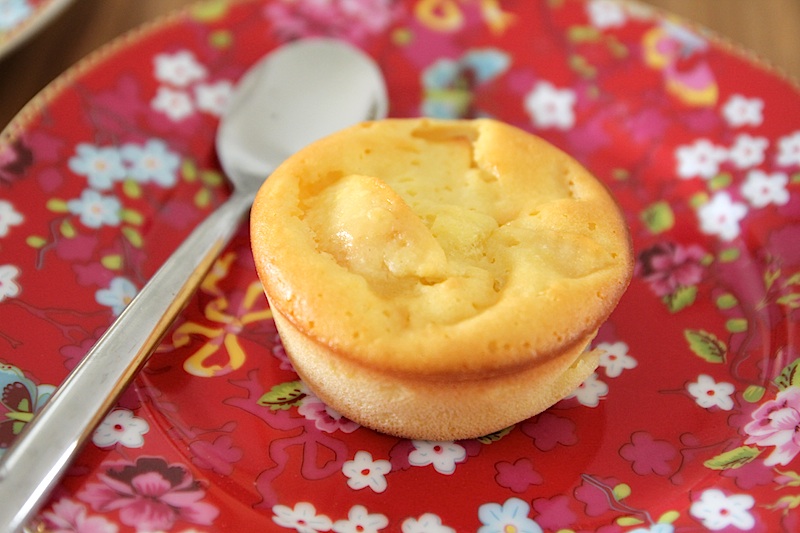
[250,118,633,440]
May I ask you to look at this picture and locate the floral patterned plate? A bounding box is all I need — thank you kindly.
[0,0,73,60]
[2,0,800,531]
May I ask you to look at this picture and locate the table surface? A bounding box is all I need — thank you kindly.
[1,0,799,130]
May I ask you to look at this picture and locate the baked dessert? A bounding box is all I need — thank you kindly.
[250,118,633,440]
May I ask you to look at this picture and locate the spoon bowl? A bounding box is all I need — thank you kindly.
[0,38,388,532]
[218,38,388,184]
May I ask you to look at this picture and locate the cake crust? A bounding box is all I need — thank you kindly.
[271,307,601,440]
[251,118,633,380]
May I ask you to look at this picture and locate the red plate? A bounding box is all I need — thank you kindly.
[2,1,800,531]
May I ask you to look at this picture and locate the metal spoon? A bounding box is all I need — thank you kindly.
[0,37,388,532]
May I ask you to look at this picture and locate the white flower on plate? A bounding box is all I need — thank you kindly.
[721,94,764,128]
[341,451,391,493]
[66,189,122,229]
[68,143,126,190]
[686,374,735,411]
[195,80,234,116]
[92,409,149,448]
[690,489,755,531]
[0,200,23,237]
[697,191,748,241]
[95,277,138,316]
[151,86,195,121]
[628,525,674,533]
[272,502,332,533]
[675,139,727,180]
[402,513,456,533]
[524,81,576,130]
[153,50,207,87]
[478,497,542,533]
[777,130,800,168]
[408,440,466,475]
[727,133,768,169]
[586,0,626,29]
[596,341,637,378]
[741,169,789,208]
[0,264,21,302]
[565,372,607,407]
[332,505,388,533]
[120,139,180,187]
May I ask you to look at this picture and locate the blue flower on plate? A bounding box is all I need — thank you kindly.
[95,276,138,316]
[68,143,127,190]
[120,139,180,187]
[422,48,510,119]
[0,363,55,454]
[66,189,122,229]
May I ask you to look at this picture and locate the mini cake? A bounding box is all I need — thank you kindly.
[250,118,633,440]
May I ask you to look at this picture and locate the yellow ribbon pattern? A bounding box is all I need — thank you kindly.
[173,252,273,377]
[415,0,516,34]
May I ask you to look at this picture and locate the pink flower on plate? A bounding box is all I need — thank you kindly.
[744,387,800,466]
[494,458,542,493]
[720,454,774,490]
[532,494,577,532]
[520,412,578,451]
[271,333,295,371]
[619,431,677,476]
[0,139,33,187]
[264,0,398,44]
[41,498,118,533]
[298,393,360,434]
[77,456,219,531]
[574,475,623,516]
[54,233,98,262]
[635,241,706,297]
[189,435,244,476]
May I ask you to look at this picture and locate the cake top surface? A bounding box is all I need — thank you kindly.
[251,118,633,376]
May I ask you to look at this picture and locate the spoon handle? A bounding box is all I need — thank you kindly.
[0,190,255,532]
